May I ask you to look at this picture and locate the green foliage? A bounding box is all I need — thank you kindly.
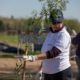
[38,0,69,10]
[0,54,15,58]
[0,16,80,35]
[38,0,69,23]
[0,34,18,44]
[27,51,40,55]
[64,19,80,33]
[0,52,15,58]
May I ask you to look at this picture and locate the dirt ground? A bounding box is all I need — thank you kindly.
[0,58,78,80]
[0,58,42,73]
[0,58,77,70]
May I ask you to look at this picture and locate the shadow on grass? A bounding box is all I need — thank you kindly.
[0,42,25,55]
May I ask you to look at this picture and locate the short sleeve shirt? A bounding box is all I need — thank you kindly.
[41,27,71,74]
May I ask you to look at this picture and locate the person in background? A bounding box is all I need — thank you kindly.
[23,9,72,80]
[72,32,80,80]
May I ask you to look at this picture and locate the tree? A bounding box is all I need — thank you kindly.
[38,0,69,22]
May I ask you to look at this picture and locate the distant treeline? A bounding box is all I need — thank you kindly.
[0,16,80,35]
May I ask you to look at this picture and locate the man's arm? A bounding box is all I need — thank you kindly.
[36,47,61,60]
[23,47,61,61]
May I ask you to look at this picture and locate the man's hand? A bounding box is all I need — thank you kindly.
[22,55,36,61]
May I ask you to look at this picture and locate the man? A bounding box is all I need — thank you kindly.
[72,32,80,80]
[23,9,72,80]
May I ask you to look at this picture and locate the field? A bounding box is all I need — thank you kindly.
[0,34,18,44]
[0,34,78,80]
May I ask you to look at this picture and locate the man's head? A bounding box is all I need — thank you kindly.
[50,9,64,24]
[49,9,64,31]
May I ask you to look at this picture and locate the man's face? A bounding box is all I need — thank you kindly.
[51,23,63,31]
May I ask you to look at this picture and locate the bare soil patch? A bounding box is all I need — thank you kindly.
[0,58,78,80]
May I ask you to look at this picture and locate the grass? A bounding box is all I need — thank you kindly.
[0,52,16,58]
[0,34,40,57]
[0,34,18,44]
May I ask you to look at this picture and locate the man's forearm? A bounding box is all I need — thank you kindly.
[36,53,47,60]
[36,47,61,60]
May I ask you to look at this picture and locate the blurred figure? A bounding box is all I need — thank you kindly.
[72,32,80,80]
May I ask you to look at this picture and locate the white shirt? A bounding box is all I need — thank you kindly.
[41,27,71,74]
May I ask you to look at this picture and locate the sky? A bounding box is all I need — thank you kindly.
[0,0,80,21]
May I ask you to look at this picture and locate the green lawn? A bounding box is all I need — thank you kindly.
[0,34,18,44]
[0,34,40,56]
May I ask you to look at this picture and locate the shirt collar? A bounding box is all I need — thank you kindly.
[49,26,64,33]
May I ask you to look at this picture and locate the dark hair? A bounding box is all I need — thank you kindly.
[49,9,64,24]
